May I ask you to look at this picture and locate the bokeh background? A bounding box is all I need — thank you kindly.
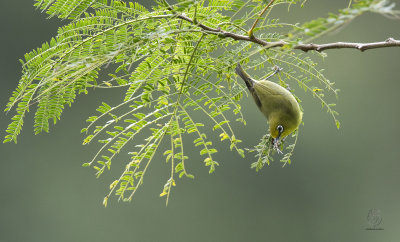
[1,1,399,241]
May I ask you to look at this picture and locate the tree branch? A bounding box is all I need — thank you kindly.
[172,10,400,52]
[293,38,400,52]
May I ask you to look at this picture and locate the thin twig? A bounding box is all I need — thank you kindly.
[248,0,275,38]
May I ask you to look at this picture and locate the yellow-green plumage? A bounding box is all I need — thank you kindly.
[235,63,302,141]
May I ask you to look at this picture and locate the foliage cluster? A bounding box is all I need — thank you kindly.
[4,0,398,205]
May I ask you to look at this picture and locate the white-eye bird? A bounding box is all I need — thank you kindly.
[235,63,302,146]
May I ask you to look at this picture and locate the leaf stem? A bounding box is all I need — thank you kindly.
[248,0,275,38]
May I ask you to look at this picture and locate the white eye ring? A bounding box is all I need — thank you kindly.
[277,125,284,133]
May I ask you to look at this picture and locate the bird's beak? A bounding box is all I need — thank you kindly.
[273,130,283,146]
[272,133,283,154]
[273,134,281,146]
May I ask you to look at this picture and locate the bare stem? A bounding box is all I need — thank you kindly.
[248,0,275,38]
[293,38,400,52]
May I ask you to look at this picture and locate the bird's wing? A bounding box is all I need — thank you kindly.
[254,80,287,96]
[254,80,294,116]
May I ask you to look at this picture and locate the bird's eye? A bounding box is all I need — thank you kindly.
[277,125,284,133]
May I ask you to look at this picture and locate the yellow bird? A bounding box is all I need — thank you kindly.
[235,63,302,146]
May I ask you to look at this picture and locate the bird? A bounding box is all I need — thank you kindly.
[235,63,302,148]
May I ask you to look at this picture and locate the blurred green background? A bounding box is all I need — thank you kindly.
[1,1,399,241]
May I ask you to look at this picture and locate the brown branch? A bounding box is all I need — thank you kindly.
[293,38,400,52]
[168,4,400,52]
[248,0,275,38]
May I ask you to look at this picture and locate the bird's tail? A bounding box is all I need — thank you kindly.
[235,63,254,90]
[235,63,262,108]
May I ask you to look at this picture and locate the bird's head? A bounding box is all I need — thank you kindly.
[269,111,302,145]
[270,123,285,145]
[269,119,297,146]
